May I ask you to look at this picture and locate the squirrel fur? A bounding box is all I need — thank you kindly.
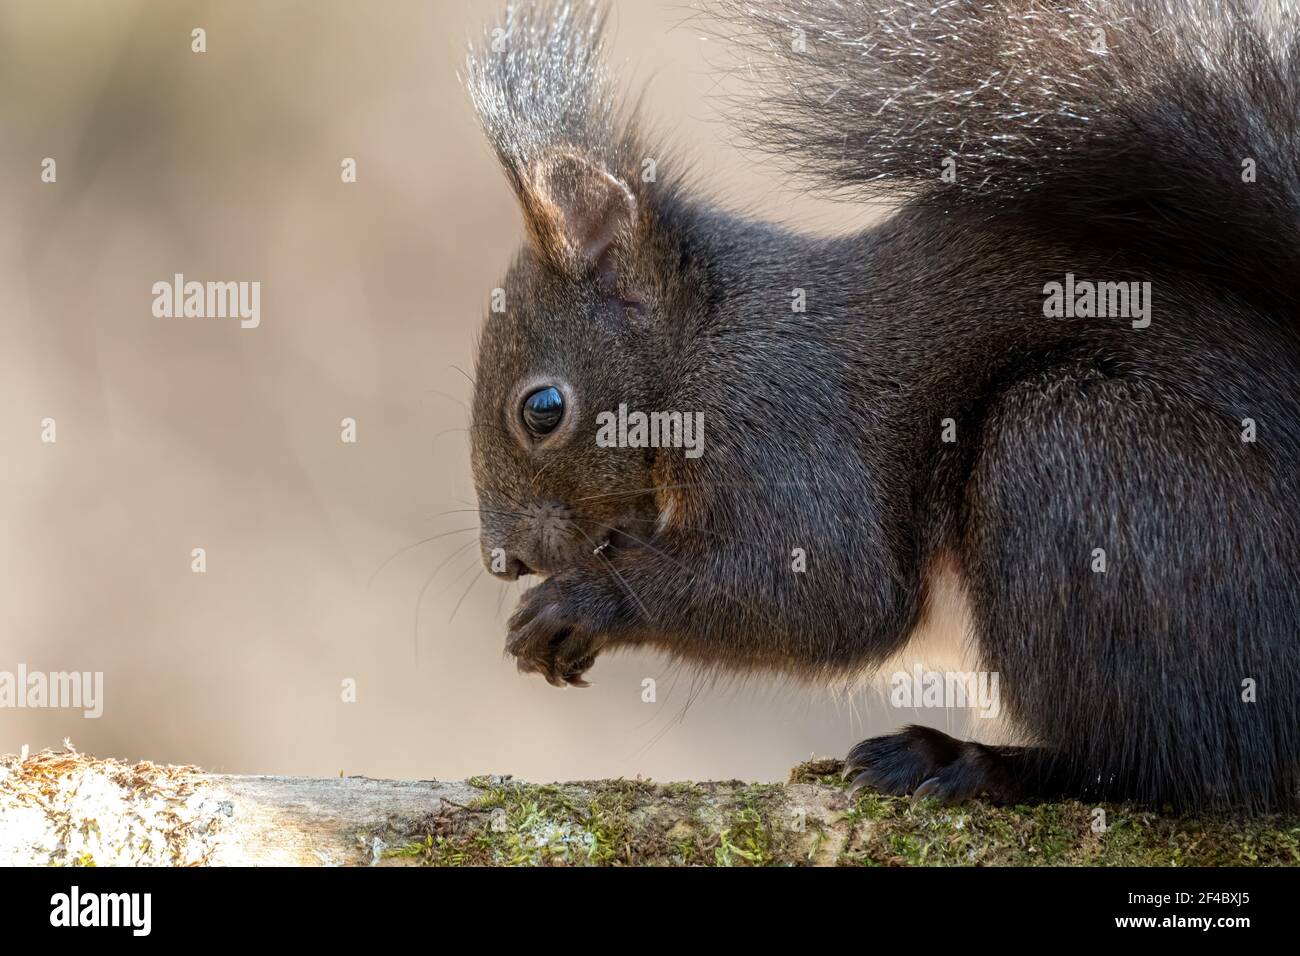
[464,0,1300,812]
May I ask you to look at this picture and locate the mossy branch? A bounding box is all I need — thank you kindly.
[2,748,1298,866]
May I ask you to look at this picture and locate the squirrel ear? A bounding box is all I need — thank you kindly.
[520,152,636,274]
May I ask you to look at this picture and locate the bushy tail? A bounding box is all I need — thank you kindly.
[722,0,1300,308]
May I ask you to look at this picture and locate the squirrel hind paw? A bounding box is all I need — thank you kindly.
[844,725,1022,805]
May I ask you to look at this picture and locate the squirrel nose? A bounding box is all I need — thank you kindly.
[489,553,535,581]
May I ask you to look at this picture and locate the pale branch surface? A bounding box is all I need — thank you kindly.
[1,747,1297,866]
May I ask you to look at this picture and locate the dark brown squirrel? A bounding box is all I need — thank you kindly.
[462,0,1300,811]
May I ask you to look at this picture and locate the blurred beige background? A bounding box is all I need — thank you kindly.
[0,0,955,782]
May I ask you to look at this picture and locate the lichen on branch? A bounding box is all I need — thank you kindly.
[2,747,1298,866]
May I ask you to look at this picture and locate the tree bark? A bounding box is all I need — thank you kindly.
[2,747,1297,866]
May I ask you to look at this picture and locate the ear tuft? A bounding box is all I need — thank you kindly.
[524,152,636,273]
[465,1,646,275]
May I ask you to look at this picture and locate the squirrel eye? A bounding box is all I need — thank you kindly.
[521,386,564,436]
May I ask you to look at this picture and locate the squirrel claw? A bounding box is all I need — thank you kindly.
[563,656,597,687]
[506,576,608,689]
[846,771,876,799]
[842,726,1024,805]
[911,776,942,803]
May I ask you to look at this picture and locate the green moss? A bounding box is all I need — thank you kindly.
[715,806,774,866]
[834,791,1300,866]
[385,765,1300,867]
[389,778,663,866]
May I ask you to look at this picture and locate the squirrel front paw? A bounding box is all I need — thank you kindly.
[506,573,617,687]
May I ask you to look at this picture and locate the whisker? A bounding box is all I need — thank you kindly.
[433,427,470,444]
[615,514,767,550]
[441,551,483,597]
[450,567,487,624]
[424,388,472,414]
[572,479,824,505]
[369,527,479,587]
[426,507,526,521]
[449,364,475,389]
[529,456,560,492]
[575,524,654,624]
[412,539,481,661]
[585,518,789,636]
[628,667,703,761]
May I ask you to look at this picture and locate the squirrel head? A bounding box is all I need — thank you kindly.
[463,1,703,579]
[469,150,667,578]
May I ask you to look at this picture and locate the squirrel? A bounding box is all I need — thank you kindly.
[462,0,1300,812]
